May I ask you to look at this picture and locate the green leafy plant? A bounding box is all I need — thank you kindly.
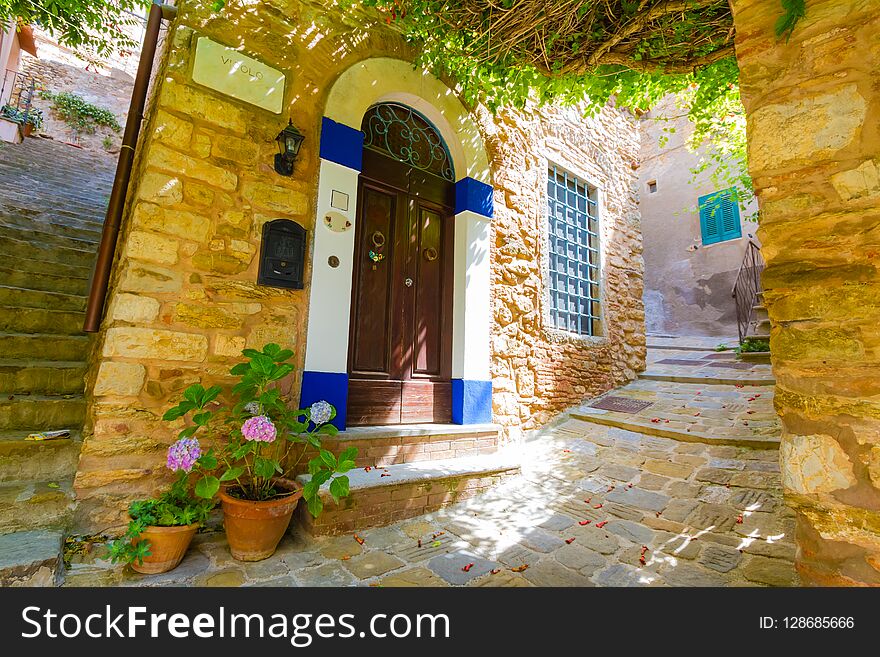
[162,344,355,517]
[106,476,213,566]
[737,337,770,354]
[102,135,115,150]
[1,104,43,129]
[715,343,730,352]
[40,91,121,134]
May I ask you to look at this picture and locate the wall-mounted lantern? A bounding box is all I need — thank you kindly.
[274,119,305,176]
[258,219,306,289]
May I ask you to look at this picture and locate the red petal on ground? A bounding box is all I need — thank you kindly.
[511,565,529,573]
[565,538,576,544]
[354,534,365,545]
[462,563,474,572]
[593,503,603,509]
[579,520,591,526]
[595,521,608,528]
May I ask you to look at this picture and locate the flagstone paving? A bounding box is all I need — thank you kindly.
[64,349,796,587]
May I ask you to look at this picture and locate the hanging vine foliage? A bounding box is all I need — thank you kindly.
[339,0,805,207]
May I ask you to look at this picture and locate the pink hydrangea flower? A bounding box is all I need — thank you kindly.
[242,415,276,443]
[167,437,201,472]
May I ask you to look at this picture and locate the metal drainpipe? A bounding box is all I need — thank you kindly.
[83,1,178,332]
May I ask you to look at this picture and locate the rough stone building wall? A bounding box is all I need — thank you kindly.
[639,96,759,338]
[482,103,644,435]
[18,29,139,151]
[77,0,644,531]
[733,0,880,585]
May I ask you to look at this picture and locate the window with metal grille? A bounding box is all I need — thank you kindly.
[547,165,602,337]
[698,188,742,244]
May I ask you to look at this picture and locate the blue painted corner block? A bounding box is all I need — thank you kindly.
[451,379,493,425]
[300,370,348,430]
[319,116,364,172]
[454,177,494,218]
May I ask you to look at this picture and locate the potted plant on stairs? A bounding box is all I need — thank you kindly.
[162,344,356,561]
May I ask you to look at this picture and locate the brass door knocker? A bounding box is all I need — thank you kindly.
[368,230,386,269]
[423,246,438,262]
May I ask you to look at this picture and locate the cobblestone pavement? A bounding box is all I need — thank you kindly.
[65,349,796,587]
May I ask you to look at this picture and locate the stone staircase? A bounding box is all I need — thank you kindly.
[0,138,114,585]
[747,293,770,341]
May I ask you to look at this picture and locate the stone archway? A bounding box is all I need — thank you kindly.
[299,57,495,430]
[732,0,880,585]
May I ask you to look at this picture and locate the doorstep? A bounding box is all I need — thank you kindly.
[297,450,521,535]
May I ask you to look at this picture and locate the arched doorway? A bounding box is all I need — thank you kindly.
[347,103,456,425]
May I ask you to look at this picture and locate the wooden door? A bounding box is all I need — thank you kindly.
[347,150,454,425]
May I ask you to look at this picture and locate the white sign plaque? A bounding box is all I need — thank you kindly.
[191,36,285,114]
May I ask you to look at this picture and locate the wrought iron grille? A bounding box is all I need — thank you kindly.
[547,165,601,336]
[732,240,765,343]
[0,69,37,124]
[361,103,454,181]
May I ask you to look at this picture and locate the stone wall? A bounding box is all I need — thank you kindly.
[482,102,644,436]
[640,96,758,338]
[18,29,140,152]
[732,0,880,585]
[78,0,644,531]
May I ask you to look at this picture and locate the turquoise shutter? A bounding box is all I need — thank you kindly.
[699,193,721,245]
[720,190,742,241]
[699,188,741,244]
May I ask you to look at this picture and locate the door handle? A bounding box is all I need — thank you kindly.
[404,278,413,287]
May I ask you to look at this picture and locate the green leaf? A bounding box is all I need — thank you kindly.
[263,343,281,358]
[230,362,250,376]
[177,425,198,439]
[253,456,277,479]
[274,349,294,363]
[339,446,358,464]
[336,460,356,474]
[219,466,245,482]
[303,480,319,500]
[307,456,324,476]
[193,411,212,426]
[270,363,294,381]
[241,348,263,359]
[183,385,204,404]
[329,475,350,502]
[195,476,220,499]
[201,385,222,406]
[312,470,332,487]
[317,423,338,436]
[319,449,337,470]
[307,494,323,518]
[197,453,217,470]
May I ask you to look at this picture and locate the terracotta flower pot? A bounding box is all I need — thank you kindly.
[130,523,199,574]
[21,122,33,138]
[220,477,303,561]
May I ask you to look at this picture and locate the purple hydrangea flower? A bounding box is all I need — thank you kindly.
[310,400,333,426]
[167,437,201,472]
[242,415,276,443]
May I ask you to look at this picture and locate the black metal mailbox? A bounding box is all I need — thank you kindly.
[257,219,306,290]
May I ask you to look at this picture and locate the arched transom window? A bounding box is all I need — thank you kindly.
[361,102,455,181]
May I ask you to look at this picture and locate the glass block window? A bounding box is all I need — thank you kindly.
[547,165,601,336]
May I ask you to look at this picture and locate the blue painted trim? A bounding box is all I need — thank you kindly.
[455,177,493,218]
[300,371,349,431]
[319,117,363,171]
[451,379,493,425]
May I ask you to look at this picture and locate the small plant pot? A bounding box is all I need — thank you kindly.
[130,523,199,574]
[21,122,33,138]
[219,478,303,562]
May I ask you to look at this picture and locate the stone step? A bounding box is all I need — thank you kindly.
[752,318,771,333]
[0,394,86,431]
[0,266,91,296]
[739,351,772,364]
[638,371,774,386]
[0,332,91,361]
[0,478,75,532]
[0,250,93,280]
[0,285,87,312]
[292,423,502,473]
[0,360,87,395]
[297,451,520,535]
[0,223,99,252]
[744,332,771,341]
[0,211,104,240]
[0,234,97,270]
[0,195,108,221]
[570,406,779,450]
[753,305,769,321]
[0,430,81,483]
[0,306,86,335]
[0,529,64,586]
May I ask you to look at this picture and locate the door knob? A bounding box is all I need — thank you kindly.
[404,278,413,287]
